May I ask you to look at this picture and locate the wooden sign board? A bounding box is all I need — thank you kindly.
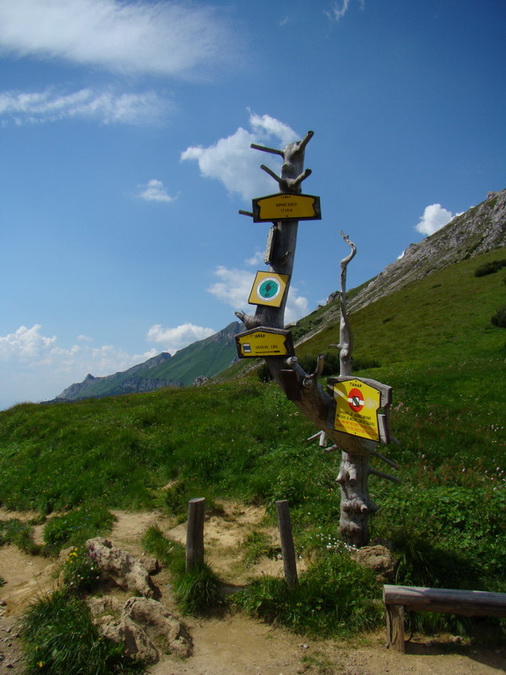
[236,327,294,359]
[248,271,289,308]
[252,193,321,222]
[327,376,392,444]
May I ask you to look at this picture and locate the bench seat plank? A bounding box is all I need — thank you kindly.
[384,585,506,652]
[384,585,506,618]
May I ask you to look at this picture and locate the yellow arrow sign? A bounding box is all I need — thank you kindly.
[252,193,321,222]
[236,327,294,358]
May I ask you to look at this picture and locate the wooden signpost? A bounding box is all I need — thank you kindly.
[235,131,398,547]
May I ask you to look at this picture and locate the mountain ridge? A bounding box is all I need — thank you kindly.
[51,321,241,402]
[51,188,505,402]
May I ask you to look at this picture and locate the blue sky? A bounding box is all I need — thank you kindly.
[1,0,505,409]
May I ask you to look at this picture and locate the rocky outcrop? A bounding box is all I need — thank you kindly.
[84,537,156,598]
[88,594,192,663]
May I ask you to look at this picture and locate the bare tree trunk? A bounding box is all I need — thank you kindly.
[333,233,376,547]
[237,132,393,548]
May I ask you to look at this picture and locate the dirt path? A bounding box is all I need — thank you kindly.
[1,505,505,674]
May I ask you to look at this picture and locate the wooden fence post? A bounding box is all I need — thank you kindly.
[186,497,205,571]
[276,499,298,587]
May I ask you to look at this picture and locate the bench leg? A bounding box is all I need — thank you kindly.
[385,604,405,652]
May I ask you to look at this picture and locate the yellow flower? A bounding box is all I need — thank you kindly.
[38,661,44,667]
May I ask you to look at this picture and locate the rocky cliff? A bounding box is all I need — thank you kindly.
[349,189,506,312]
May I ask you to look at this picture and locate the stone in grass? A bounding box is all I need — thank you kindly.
[85,538,156,598]
[89,596,192,664]
[351,544,397,582]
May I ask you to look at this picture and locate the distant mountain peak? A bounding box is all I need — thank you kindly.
[52,322,241,403]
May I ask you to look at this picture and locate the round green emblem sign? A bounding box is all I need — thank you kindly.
[258,277,281,301]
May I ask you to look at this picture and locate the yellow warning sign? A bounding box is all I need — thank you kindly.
[236,328,294,358]
[331,378,382,442]
[252,193,321,222]
[248,271,289,308]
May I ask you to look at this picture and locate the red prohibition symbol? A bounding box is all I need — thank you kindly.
[348,388,364,412]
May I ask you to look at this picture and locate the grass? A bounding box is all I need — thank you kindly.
[20,590,144,674]
[142,525,225,615]
[234,548,382,637]
[0,247,505,641]
[42,504,115,554]
[0,518,40,555]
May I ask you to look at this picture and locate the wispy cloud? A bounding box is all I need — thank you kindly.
[207,265,308,325]
[0,0,239,77]
[147,323,215,353]
[138,179,175,203]
[0,87,167,126]
[415,203,458,236]
[181,113,299,201]
[326,0,364,22]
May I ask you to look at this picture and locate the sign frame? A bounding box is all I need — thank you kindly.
[252,193,321,223]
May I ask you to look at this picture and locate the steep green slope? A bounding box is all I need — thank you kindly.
[220,247,506,381]
[297,246,506,367]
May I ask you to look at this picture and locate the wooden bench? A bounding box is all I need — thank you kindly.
[384,584,506,652]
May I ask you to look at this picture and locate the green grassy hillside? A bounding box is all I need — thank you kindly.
[297,246,506,367]
[1,247,505,641]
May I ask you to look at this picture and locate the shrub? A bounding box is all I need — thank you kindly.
[60,546,101,593]
[491,305,506,328]
[474,259,506,277]
[21,589,144,674]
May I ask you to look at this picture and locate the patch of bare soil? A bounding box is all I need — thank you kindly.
[1,503,505,674]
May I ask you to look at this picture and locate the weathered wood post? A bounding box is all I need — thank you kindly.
[186,497,205,571]
[236,131,398,548]
[276,499,298,586]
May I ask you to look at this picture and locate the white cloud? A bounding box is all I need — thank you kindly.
[415,203,455,236]
[0,324,157,407]
[326,0,365,21]
[147,323,215,353]
[0,87,166,126]
[245,250,264,266]
[208,266,255,311]
[181,113,299,201]
[138,179,175,203]
[0,324,57,360]
[207,265,308,325]
[0,0,238,77]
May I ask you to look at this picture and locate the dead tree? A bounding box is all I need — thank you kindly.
[238,131,397,547]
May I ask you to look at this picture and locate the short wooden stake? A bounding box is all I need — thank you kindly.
[186,497,205,571]
[276,499,298,587]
